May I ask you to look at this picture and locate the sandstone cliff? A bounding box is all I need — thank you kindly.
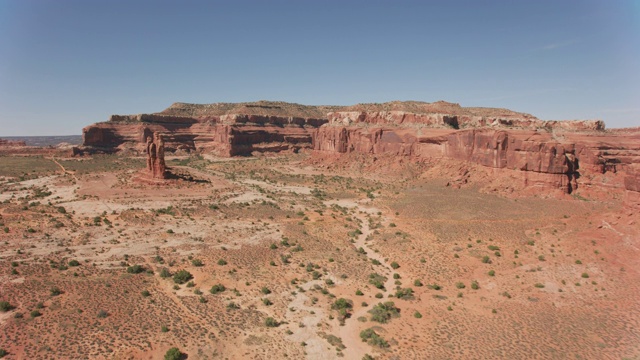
[77,100,639,198]
[77,101,334,156]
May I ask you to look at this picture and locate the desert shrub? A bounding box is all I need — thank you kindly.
[265,317,279,327]
[390,261,400,269]
[68,259,80,267]
[488,270,495,276]
[262,298,272,306]
[427,283,441,290]
[261,286,271,295]
[30,310,42,318]
[481,256,491,264]
[581,272,589,278]
[395,288,414,299]
[173,270,193,284]
[97,310,108,318]
[368,301,400,323]
[356,289,364,296]
[217,259,227,266]
[50,287,63,296]
[141,290,151,297]
[534,283,545,288]
[191,259,204,267]
[414,311,422,318]
[164,347,184,360]
[210,284,226,294]
[359,328,389,348]
[226,302,240,310]
[127,264,145,274]
[471,280,479,290]
[332,298,353,310]
[414,279,423,287]
[488,245,500,251]
[455,282,465,289]
[0,301,14,312]
[0,348,6,357]
[368,273,387,289]
[159,267,171,278]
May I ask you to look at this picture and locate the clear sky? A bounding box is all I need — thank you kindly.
[0,0,638,135]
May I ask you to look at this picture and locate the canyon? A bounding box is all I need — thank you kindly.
[77,100,640,200]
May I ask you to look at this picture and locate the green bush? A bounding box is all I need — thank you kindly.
[68,259,80,267]
[471,280,479,290]
[164,347,184,360]
[159,267,171,278]
[390,261,400,269]
[127,264,145,274]
[50,287,63,296]
[173,270,193,284]
[191,259,204,267]
[265,317,279,327]
[395,288,414,299]
[368,302,400,323]
[0,301,14,312]
[332,298,353,310]
[210,284,226,294]
[368,273,387,289]
[359,328,389,348]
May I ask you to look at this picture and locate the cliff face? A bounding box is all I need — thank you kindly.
[312,110,639,195]
[78,101,330,156]
[77,100,639,198]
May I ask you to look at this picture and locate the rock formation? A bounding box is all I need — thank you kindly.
[76,101,339,156]
[76,100,640,198]
[145,133,167,179]
[0,139,27,147]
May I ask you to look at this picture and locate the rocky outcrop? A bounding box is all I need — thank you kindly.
[0,139,27,147]
[145,133,167,179]
[76,100,639,198]
[313,109,639,195]
[77,101,331,156]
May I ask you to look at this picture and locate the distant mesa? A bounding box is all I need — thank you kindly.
[72,100,639,198]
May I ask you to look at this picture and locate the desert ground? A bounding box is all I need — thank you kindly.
[0,153,638,359]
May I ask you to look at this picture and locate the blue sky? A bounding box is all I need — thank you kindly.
[0,0,638,135]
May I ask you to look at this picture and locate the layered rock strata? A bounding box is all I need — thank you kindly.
[77,100,639,197]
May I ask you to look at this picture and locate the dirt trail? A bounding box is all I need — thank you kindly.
[49,156,79,182]
[325,199,396,359]
[283,280,336,360]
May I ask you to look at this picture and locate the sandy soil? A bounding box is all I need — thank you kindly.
[0,153,638,360]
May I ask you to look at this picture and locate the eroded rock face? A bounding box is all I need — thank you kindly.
[313,111,639,195]
[78,101,330,156]
[145,133,167,179]
[75,100,639,198]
